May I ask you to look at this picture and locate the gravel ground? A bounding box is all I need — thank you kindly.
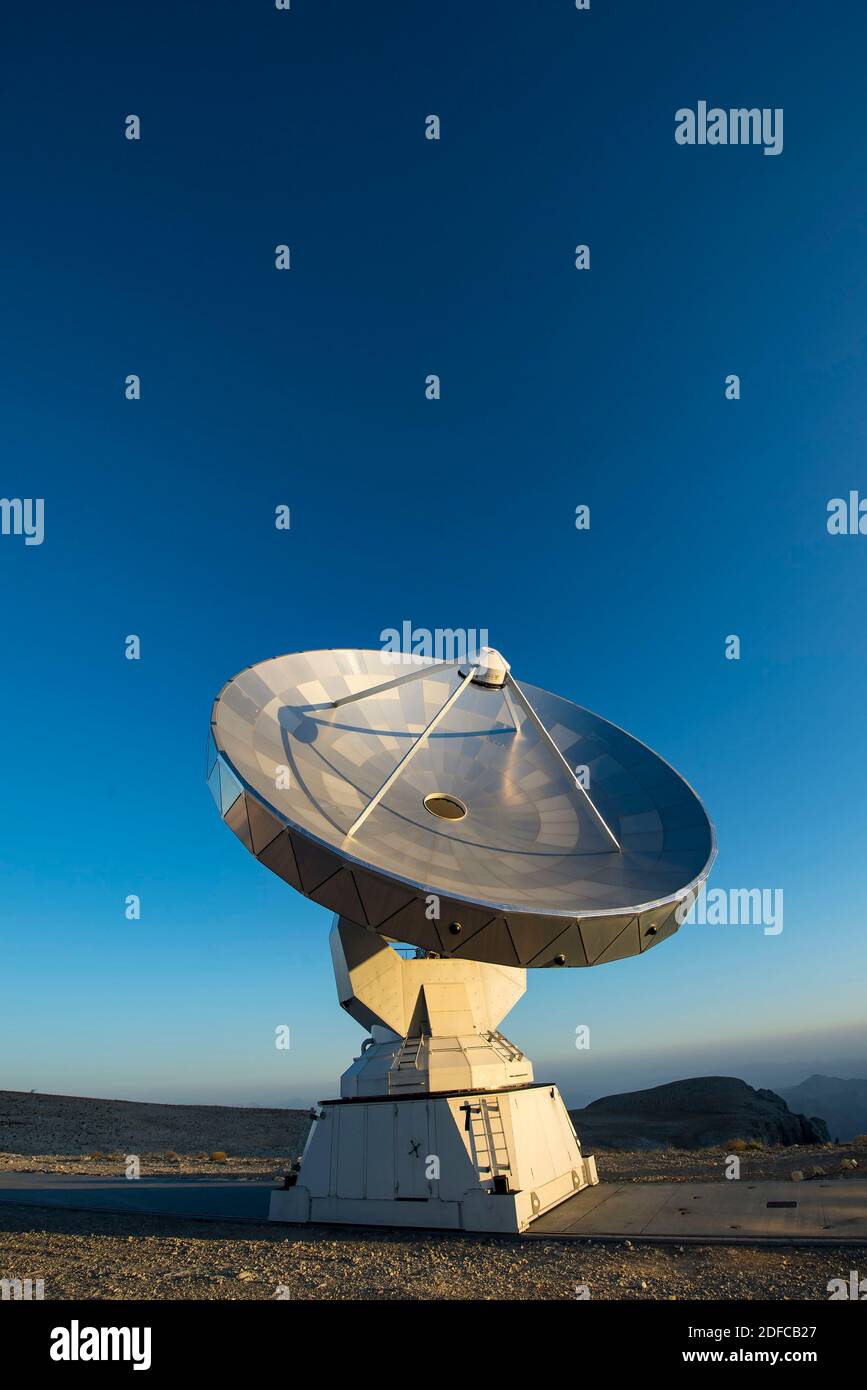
[596,1140,866,1184]
[3,1142,862,1184]
[1,1092,864,1301]
[0,1090,309,1162]
[1,1202,864,1301]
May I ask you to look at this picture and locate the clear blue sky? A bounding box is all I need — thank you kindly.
[2,1,865,1110]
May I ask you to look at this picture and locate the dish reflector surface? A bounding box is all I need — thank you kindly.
[209,649,715,967]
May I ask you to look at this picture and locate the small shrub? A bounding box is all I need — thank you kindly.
[209,1151,228,1163]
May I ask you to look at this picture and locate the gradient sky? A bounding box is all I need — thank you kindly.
[2,1,866,1110]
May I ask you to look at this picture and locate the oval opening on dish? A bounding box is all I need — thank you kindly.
[423,792,467,822]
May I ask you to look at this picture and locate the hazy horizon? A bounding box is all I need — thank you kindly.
[8,1023,866,1114]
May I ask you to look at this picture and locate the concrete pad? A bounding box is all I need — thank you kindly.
[527,1180,867,1245]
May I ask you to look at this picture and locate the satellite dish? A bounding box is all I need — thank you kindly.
[208,646,715,968]
[208,645,715,1233]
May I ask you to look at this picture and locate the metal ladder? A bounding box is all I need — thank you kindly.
[486,1029,524,1063]
[465,1097,511,1178]
[389,1035,426,1088]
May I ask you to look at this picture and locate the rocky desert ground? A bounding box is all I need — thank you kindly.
[1,1090,865,1301]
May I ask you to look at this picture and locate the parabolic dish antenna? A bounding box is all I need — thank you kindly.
[208,647,715,968]
[208,644,715,1234]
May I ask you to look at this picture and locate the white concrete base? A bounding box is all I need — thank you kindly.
[269,1082,598,1234]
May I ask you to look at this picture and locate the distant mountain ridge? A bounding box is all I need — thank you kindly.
[570,1076,830,1151]
[779,1075,867,1142]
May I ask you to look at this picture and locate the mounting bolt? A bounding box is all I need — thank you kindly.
[449,921,462,935]
[554,953,566,966]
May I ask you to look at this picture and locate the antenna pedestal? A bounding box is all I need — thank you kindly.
[269,918,598,1233]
